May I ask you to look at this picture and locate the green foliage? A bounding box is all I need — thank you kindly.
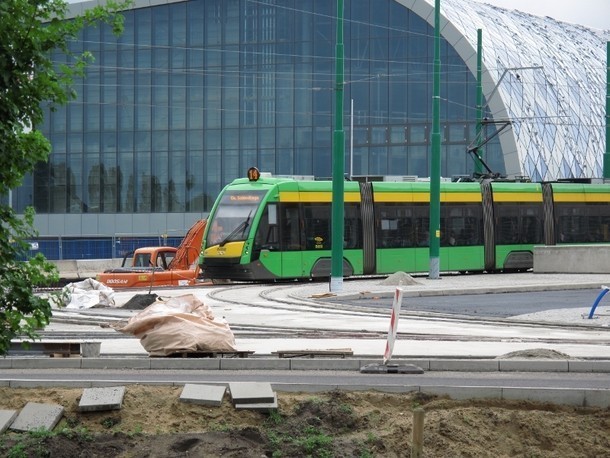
[266,425,334,458]
[59,425,93,442]
[267,409,284,425]
[100,416,121,429]
[0,0,131,356]
[4,429,51,458]
[6,442,27,458]
[1,426,94,457]
[128,424,144,437]
[295,426,333,457]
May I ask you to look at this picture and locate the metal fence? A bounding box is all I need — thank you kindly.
[24,235,184,261]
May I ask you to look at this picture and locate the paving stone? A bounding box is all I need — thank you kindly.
[228,382,275,405]
[80,342,101,358]
[79,386,126,412]
[10,402,64,432]
[0,410,18,433]
[180,384,227,406]
[235,392,278,412]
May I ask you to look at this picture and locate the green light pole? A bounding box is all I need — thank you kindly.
[605,41,610,180]
[330,0,345,292]
[429,0,441,280]
[475,29,483,176]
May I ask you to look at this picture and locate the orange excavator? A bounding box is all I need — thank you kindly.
[97,219,207,288]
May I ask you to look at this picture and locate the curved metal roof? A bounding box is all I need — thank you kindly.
[70,0,609,180]
[401,0,610,180]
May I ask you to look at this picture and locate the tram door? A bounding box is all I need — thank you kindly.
[277,204,305,278]
[254,203,305,279]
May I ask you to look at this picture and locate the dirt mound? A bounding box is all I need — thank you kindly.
[1,386,609,457]
[496,348,576,359]
[379,271,421,286]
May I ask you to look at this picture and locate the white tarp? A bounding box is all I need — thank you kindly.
[61,278,116,309]
[113,294,237,356]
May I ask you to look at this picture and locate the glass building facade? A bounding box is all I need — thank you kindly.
[11,0,609,258]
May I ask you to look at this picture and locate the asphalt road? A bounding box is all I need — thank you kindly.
[342,289,602,317]
[2,368,610,391]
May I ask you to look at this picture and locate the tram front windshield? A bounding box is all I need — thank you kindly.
[206,190,267,246]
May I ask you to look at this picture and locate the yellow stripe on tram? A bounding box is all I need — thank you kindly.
[373,191,482,203]
[492,192,543,203]
[279,191,361,203]
[553,192,610,203]
[585,193,610,202]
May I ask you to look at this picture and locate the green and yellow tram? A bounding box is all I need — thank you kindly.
[199,170,610,281]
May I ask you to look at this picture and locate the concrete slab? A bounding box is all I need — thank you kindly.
[228,382,275,405]
[342,385,420,394]
[421,385,503,401]
[80,342,101,358]
[291,359,361,371]
[79,386,126,412]
[568,360,610,373]
[0,410,18,433]
[10,402,64,432]
[150,358,221,370]
[235,392,278,412]
[502,387,586,407]
[220,358,290,370]
[429,359,499,372]
[498,360,569,372]
[81,358,151,370]
[584,389,610,408]
[10,358,82,369]
[180,384,227,406]
[272,383,341,393]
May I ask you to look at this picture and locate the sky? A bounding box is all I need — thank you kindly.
[471,0,610,30]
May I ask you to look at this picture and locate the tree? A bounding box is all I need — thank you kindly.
[0,0,129,355]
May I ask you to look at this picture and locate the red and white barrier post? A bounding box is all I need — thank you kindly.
[383,287,404,364]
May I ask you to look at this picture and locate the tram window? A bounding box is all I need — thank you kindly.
[588,205,610,242]
[496,203,543,245]
[413,206,429,247]
[521,211,543,244]
[588,216,604,242]
[600,206,610,242]
[375,204,414,248]
[254,205,279,252]
[441,205,483,246]
[496,205,519,244]
[303,204,330,250]
[556,203,610,243]
[344,204,362,249]
[556,205,586,243]
[279,204,302,250]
